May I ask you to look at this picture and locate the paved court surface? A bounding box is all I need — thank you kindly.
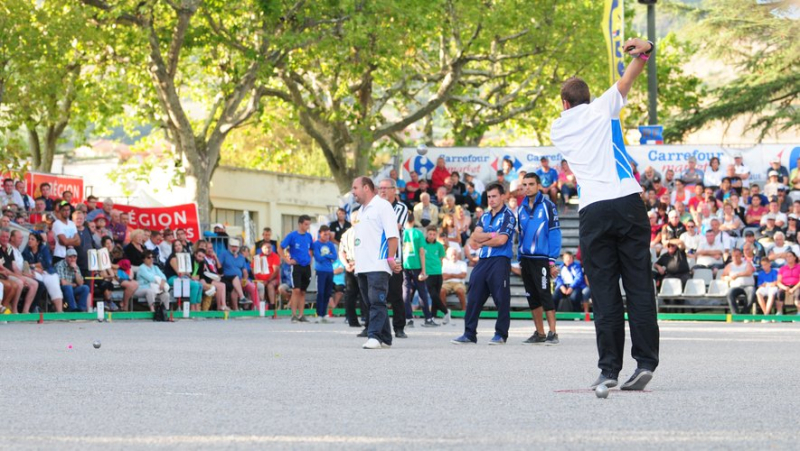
[1,317,799,450]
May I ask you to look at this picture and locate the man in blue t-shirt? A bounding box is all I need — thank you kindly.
[535,156,559,203]
[755,257,779,315]
[452,183,516,345]
[280,215,314,323]
[313,225,337,322]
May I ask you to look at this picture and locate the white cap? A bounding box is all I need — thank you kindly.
[229,238,240,247]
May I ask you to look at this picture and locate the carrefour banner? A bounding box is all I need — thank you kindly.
[401,144,800,187]
[603,0,626,84]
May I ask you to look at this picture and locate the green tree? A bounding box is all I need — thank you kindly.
[262,0,573,192]
[79,0,347,223]
[664,0,800,142]
[623,32,703,134]
[0,0,126,172]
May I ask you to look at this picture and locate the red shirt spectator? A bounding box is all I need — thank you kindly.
[745,197,768,227]
[431,157,450,191]
[404,170,421,205]
[253,246,281,284]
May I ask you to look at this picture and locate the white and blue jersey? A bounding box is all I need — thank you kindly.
[517,192,561,262]
[477,205,517,259]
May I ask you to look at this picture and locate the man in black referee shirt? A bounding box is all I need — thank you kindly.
[377,177,410,339]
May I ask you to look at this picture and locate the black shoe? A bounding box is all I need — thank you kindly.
[544,331,559,345]
[590,373,619,389]
[621,368,654,391]
[421,319,440,327]
[357,329,368,338]
[522,331,546,344]
[406,320,415,328]
[395,329,408,339]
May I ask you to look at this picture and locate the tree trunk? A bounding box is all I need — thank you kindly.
[325,134,374,194]
[27,128,42,169]
[41,125,57,172]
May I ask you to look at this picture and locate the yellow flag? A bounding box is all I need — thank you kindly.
[603,0,629,144]
[603,0,626,85]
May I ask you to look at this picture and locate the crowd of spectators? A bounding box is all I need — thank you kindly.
[2,151,798,318]
[644,154,800,316]
[0,178,283,315]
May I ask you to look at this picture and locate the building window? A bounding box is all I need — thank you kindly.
[213,209,257,229]
[281,214,303,238]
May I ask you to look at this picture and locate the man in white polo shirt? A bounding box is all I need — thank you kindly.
[352,177,402,349]
[550,37,659,391]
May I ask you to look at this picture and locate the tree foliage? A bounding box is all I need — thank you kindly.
[0,0,126,171]
[664,0,800,142]
[79,0,348,222]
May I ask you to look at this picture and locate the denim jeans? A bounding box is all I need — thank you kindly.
[62,284,89,311]
[357,272,391,345]
[316,271,334,317]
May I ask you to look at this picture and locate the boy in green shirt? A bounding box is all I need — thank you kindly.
[402,214,439,327]
[422,226,452,324]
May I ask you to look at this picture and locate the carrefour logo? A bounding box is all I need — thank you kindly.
[491,155,522,172]
[403,156,435,177]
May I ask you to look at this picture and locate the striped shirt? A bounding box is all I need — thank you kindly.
[392,200,408,260]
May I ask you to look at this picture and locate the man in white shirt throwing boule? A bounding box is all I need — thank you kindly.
[550,37,659,391]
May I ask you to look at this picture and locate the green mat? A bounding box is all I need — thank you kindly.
[3,309,798,323]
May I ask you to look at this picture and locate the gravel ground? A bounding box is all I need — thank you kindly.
[1,316,799,450]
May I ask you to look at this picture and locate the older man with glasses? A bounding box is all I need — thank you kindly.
[55,248,90,312]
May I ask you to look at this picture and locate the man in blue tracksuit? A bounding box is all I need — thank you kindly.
[452,182,516,345]
[554,251,587,312]
[517,172,562,345]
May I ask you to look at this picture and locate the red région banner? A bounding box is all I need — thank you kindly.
[2,172,85,203]
[115,203,201,240]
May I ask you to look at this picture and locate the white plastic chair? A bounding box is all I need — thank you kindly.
[707,280,730,297]
[682,279,706,297]
[693,268,714,286]
[658,279,682,299]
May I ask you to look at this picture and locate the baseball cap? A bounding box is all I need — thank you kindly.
[769,170,779,177]
[765,213,777,221]
[229,238,240,247]
[213,223,225,230]
[771,157,780,163]
[668,210,678,218]
[744,230,755,237]
[66,248,78,257]
[509,180,520,192]
[687,156,697,163]
[734,152,743,158]
[653,176,662,183]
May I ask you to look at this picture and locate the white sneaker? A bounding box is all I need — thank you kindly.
[362,338,382,349]
[443,311,451,325]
